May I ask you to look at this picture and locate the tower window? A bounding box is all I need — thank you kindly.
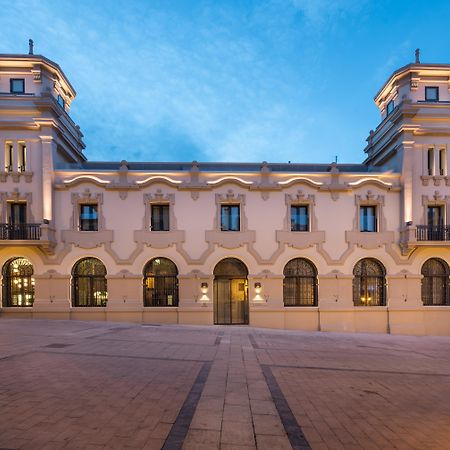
[386,100,394,116]
[57,95,65,109]
[425,86,439,102]
[10,79,25,94]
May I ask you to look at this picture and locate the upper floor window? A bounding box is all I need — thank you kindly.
[427,148,434,175]
[439,148,446,176]
[221,204,240,231]
[386,100,394,116]
[291,205,309,231]
[10,79,25,94]
[57,94,65,109]
[360,206,377,232]
[425,86,439,102]
[18,143,27,172]
[79,204,98,231]
[4,143,13,172]
[151,204,169,231]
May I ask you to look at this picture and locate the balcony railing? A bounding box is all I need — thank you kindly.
[0,223,41,240]
[416,225,450,241]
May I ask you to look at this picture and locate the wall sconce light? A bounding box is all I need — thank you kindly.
[253,282,265,303]
[199,282,210,305]
[406,221,412,226]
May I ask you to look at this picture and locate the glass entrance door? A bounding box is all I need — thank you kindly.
[214,277,248,325]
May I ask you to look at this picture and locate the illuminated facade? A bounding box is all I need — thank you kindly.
[0,48,449,335]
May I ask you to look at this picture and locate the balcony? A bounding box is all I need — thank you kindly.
[0,223,56,254]
[400,224,450,255]
[416,225,450,241]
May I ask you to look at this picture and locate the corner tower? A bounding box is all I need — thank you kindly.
[0,42,85,249]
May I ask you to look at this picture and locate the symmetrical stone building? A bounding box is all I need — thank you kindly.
[0,47,449,334]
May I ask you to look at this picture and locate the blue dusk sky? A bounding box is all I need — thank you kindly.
[1,0,450,164]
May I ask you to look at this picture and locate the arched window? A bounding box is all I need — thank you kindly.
[421,258,449,306]
[72,258,107,307]
[353,258,386,306]
[283,258,318,306]
[2,257,35,307]
[143,258,178,307]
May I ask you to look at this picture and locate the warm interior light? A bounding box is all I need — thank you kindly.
[254,282,262,295]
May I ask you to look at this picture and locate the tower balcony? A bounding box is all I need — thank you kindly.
[0,223,56,254]
[400,224,450,255]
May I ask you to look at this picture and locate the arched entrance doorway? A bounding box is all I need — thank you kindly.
[213,258,248,325]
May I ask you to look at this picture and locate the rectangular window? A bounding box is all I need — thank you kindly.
[8,203,26,225]
[427,148,434,175]
[151,204,170,231]
[360,206,377,232]
[427,206,443,227]
[10,78,25,94]
[425,86,439,102]
[386,100,394,116]
[439,149,446,176]
[5,143,13,172]
[18,143,26,172]
[221,204,240,231]
[57,94,65,109]
[291,205,309,231]
[79,204,98,231]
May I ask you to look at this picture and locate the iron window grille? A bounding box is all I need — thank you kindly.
[143,258,179,307]
[353,258,386,306]
[220,204,240,231]
[283,258,318,306]
[421,258,450,306]
[71,258,107,307]
[2,257,35,307]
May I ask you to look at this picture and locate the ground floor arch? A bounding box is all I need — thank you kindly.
[213,258,249,325]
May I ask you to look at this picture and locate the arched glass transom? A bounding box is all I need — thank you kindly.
[353,258,386,306]
[143,258,178,307]
[2,257,35,307]
[71,258,107,307]
[283,258,318,306]
[421,258,449,306]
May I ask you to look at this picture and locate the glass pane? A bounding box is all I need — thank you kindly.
[230,206,240,231]
[11,79,24,93]
[80,204,98,231]
[360,206,376,232]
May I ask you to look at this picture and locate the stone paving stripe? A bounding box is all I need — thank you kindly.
[248,334,260,349]
[267,363,450,378]
[44,343,73,348]
[261,365,311,450]
[162,361,212,450]
[214,330,225,346]
[37,350,211,363]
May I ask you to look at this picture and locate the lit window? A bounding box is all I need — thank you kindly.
[143,258,179,307]
[386,100,394,116]
[360,206,377,232]
[79,204,98,231]
[353,258,386,306]
[425,86,439,102]
[2,257,35,307]
[10,79,25,94]
[151,204,169,231]
[291,205,309,231]
[221,205,240,231]
[72,258,107,307]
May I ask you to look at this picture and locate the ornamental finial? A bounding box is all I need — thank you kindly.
[415,48,420,64]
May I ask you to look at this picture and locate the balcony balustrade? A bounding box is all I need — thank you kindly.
[416,225,450,241]
[0,223,41,240]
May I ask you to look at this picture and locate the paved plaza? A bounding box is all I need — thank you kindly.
[0,320,449,450]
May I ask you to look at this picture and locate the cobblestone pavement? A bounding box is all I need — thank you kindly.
[0,320,449,449]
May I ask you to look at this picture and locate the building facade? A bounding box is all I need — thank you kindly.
[0,49,449,335]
